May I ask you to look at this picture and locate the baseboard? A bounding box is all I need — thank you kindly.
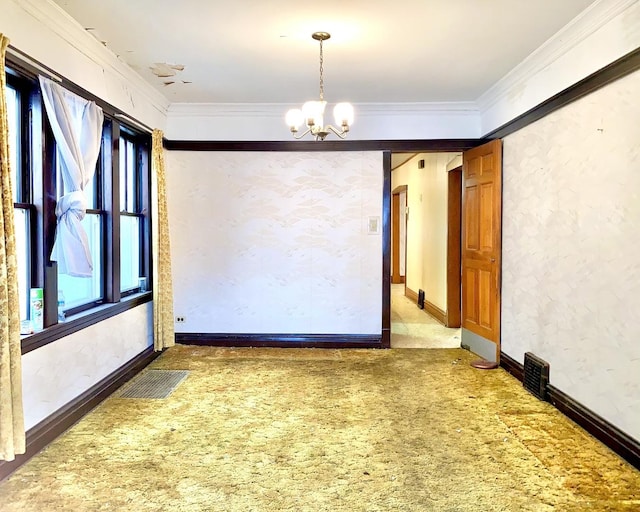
[499,351,524,381]
[0,346,160,481]
[405,287,418,303]
[499,351,640,471]
[405,288,446,325]
[175,333,384,349]
[423,299,446,325]
[546,385,640,470]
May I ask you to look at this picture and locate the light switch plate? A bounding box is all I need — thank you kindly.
[368,216,380,235]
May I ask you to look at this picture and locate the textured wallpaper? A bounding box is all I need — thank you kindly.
[502,69,640,439]
[21,303,153,430]
[164,151,383,335]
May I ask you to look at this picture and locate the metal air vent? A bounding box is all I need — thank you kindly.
[523,352,549,400]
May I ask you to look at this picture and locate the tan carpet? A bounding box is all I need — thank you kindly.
[0,345,638,511]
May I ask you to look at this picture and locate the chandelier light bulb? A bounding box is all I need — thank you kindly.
[334,102,354,127]
[286,109,304,131]
[302,100,326,127]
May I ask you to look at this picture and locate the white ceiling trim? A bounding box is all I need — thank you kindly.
[476,0,636,113]
[168,103,292,118]
[16,0,169,115]
[356,102,479,116]
[165,102,482,139]
[167,102,479,119]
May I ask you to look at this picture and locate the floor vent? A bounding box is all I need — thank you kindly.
[523,352,549,400]
[117,370,189,399]
[417,289,425,309]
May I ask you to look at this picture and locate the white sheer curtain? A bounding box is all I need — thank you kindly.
[39,77,104,277]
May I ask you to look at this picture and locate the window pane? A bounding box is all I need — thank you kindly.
[58,213,103,309]
[120,215,141,291]
[5,86,19,202]
[119,138,136,213]
[119,138,126,210]
[14,208,29,322]
[127,141,135,211]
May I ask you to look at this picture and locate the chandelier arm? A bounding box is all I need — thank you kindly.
[326,124,348,139]
[293,127,313,140]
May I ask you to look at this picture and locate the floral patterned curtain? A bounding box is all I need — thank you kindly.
[0,33,25,461]
[152,129,175,351]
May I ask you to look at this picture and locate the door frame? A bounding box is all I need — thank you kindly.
[391,185,407,285]
[388,157,464,331]
[446,166,462,328]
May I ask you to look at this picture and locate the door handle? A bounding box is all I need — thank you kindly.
[491,258,496,262]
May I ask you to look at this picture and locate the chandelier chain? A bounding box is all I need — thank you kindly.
[319,38,324,101]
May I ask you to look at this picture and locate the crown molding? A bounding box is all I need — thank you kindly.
[356,102,478,117]
[476,0,638,112]
[167,102,479,119]
[16,0,169,116]
[167,103,287,118]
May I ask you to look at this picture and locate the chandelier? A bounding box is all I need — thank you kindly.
[285,32,354,141]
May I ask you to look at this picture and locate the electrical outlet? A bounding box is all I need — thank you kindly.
[175,316,185,323]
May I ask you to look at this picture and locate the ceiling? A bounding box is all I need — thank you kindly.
[391,153,418,170]
[51,0,595,105]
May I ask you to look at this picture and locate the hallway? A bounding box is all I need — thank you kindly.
[390,283,460,348]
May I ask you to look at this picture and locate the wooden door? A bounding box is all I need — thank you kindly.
[462,139,502,361]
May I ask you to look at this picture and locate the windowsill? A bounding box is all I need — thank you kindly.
[21,291,153,355]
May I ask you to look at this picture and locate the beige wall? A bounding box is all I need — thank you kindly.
[392,153,459,311]
[21,303,153,430]
[165,151,383,335]
[501,68,640,440]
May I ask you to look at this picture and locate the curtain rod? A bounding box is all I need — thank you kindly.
[114,113,152,134]
[6,45,63,83]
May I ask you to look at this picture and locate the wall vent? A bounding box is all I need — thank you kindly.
[523,352,550,400]
[417,289,425,309]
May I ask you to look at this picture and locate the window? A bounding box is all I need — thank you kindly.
[119,134,147,295]
[5,80,32,323]
[56,143,105,313]
[5,85,18,202]
[5,59,152,341]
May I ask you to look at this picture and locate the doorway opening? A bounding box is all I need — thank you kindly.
[389,152,462,349]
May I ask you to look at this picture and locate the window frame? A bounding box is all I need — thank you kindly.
[6,72,38,322]
[118,130,148,297]
[4,57,153,354]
